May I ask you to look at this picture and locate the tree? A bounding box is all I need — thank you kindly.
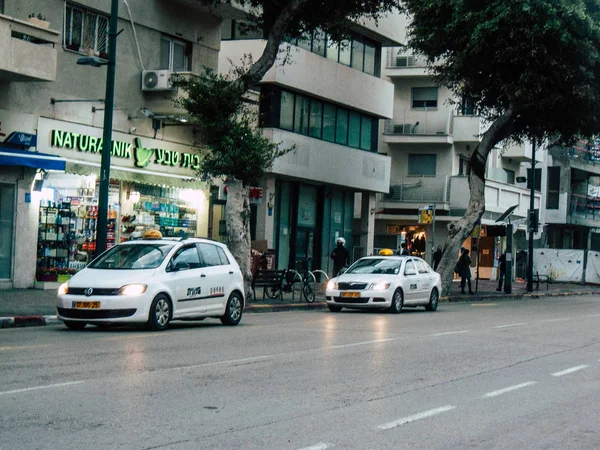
[175,0,401,300]
[401,0,600,295]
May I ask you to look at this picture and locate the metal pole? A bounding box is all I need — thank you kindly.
[95,0,119,257]
[505,223,513,294]
[526,140,536,292]
[432,204,436,252]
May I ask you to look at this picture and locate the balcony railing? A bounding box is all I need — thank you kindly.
[382,175,450,203]
[383,108,452,136]
[385,49,429,69]
[569,193,600,221]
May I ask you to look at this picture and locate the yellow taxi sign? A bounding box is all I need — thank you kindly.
[378,248,394,256]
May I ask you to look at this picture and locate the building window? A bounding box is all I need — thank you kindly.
[459,156,471,176]
[459,96,476,115]
[64,2,109,58]
[412,87,438,109]
[547,166,560,209]
[271,88,377,152]
[527,168,542,192]
[221,19,262,40]
[160,36,191,72]
[408,154,437,176]
[504,169,515,184]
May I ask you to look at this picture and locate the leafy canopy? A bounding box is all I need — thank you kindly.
[402,0,600,143]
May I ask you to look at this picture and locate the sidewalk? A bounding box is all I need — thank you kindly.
[1,279,599,328]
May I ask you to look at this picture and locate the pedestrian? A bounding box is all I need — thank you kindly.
[331,237,350,277]
[399,242,410,256]
[432,245,443,271]
[496,251,507,291]
[457,247,474,294]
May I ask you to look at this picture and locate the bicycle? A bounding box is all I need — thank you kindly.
[264,258,315,302]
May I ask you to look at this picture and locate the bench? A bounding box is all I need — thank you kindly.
[252,269,286,300]
[533,271,551,291]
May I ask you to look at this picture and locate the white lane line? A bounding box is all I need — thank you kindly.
[482,381,537,398]
[298,443,332,450]
[540,318,570,323]
[493,323,527,329]
[431,330,470,337]
[552,365,589,377]
[377,405,456,430]
[164,355,274,372]
[327,337,399,349]
[0,381,85,396]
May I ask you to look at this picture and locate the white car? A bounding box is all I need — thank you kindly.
[325,255,441,313]
[57,238,245,330]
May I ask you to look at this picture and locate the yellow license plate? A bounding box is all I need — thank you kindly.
[341,292,360,298]
[74,301,100,309]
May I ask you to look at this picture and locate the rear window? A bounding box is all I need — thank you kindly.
[89,243,174,270]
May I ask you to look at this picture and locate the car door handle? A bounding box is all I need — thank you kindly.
[201,274,206,278]
[229,271,234,274]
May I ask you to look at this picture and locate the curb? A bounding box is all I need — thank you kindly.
[2,291,600,328]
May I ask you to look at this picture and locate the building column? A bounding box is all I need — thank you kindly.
[255,176,276,248]
[359,192,376,257]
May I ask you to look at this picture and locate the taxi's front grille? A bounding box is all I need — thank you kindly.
[67,288,118,296]
[333,297,369,304]
[337,282,368,290]
[58,307,136,319]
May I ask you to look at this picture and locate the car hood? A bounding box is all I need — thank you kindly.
[335,273,397,284]
[68,268,157,288]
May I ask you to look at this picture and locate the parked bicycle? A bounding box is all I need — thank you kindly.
[264,258,315,302]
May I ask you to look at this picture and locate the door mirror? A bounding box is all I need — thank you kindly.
[405,269,417,276]
[173,261,191,272]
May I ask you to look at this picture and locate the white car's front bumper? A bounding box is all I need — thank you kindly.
[325,289,394,308]
[57,293,153,323]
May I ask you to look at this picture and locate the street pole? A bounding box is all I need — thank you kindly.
[526,140,536,292]
[505,223,512,294]
[95,0,119,257]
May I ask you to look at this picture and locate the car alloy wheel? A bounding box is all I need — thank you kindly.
[426,288,439,311]
[389,289,403,313]
[147,294,171,331]
[221,292,243,326]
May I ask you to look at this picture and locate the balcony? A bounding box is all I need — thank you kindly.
[501,141,543,163]
[0,14,59,82]
[568,193,600,227]
[380,176,450,208]
[452,114,483,143]
[383,109,453,145]
[383,48,429,78]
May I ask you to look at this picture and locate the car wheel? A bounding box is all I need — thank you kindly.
[147,294,171,331]
[221,292,243,326]
[328,304,342,312]
[63,320,87,330]
[388,289,403,313]
[425,288,439,311]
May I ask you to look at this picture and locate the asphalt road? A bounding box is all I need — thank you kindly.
[1,295,600,450]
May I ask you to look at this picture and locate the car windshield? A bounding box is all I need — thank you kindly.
[346,258,402,275]
[88,243,174,270]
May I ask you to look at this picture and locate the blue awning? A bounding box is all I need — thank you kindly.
[0,147,66,171]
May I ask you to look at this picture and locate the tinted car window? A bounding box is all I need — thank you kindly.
[416,259,430,274]
[217,247,230,265]
[171,245,201,269]
[89,243,174,270]
[404,260,417,275]
[198,243,223,267]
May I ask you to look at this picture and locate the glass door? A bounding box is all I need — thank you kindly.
[0,183,14,279]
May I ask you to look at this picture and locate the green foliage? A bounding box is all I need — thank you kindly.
[173,69,289,185]
[402,0,600,144]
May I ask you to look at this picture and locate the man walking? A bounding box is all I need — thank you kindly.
[331,237,350,278]
[432,245,443,271]
[458,247,474,295]
[496,251,507,291]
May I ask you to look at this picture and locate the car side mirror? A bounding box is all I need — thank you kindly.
[405,269,417,276]
[173,261,191,272]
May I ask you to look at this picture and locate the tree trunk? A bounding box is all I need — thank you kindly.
[436,107,516,296]
[225,179,253,301]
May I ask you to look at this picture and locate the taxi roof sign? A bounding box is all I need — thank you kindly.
[378,248,394,256]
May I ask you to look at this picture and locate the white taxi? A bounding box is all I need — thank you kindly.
[57,238,245,330]
[325,255,441,313]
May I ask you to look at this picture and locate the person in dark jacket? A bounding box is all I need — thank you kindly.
[496,251,507,291]
[399,242,410,255]
[432,245,443,271]
[331,237,350,277]
[457,247,473,294]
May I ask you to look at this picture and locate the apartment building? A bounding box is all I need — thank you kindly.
[219,13,402,274]
[377,45,544,280]
[0,0,231,288]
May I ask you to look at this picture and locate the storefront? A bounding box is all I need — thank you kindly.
[374,224,429,257]
[0,115,210,288]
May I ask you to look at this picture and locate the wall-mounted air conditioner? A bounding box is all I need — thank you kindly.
[141,70,173,91]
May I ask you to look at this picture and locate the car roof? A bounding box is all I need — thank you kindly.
[362,255,412,260]
[120,237,227,247]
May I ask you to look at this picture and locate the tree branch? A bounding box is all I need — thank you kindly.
[243,0,312,90]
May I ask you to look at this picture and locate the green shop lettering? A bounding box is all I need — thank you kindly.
[50,130,200,170]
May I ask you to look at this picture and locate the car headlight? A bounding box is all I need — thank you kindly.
[58,283,68,295]
[326,280,337,290]
[368,282,391,291]
[117,284,147,296]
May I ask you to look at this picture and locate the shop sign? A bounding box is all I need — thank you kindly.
[5,131,37,148]
[249,187,263,204]
[50,129,201,170]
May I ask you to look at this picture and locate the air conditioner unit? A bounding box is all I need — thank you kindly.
[141,70,173,91]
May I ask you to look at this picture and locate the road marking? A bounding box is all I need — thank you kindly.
[0,381,84,396]
[165,355,274,372]
[493,323,527,329]
[99,333,163,341]
[0,344,50,351]
[552,365,589,377]
[431,330,470,337]
[328,337,399,349]
[472,303,498,307]
[377,405,456,430]
[482,381,537,398]
[540,318,570,323]
[298,443,332,450]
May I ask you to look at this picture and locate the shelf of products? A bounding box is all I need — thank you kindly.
[37,203,75,281]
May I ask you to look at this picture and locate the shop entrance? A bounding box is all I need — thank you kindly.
[295,227,315,269]
[0,183,14,279]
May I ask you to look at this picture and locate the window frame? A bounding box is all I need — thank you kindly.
[167,244,201,272]
[411,87,439,109]
[408,154,437,176]
[64,2,109,59]
[160,35,191,72]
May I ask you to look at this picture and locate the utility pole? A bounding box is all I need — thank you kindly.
[526,140,537,292]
